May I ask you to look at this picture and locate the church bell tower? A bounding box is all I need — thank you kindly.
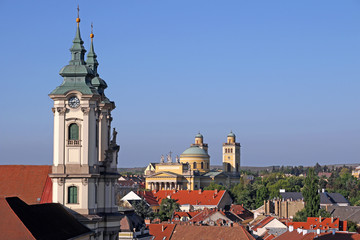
[222,131,241,174]
[49,10,120,240]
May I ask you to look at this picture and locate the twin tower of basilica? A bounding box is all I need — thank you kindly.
[144,132,241,191]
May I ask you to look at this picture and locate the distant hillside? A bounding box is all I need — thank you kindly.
[118,167,146,175]
[118,163,359,175]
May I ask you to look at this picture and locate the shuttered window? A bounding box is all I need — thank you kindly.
[68,186,78,204]
[69,123,79,140]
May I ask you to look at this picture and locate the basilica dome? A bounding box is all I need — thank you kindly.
[182,146,207,155]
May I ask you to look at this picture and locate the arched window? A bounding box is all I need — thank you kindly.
[201,162,204,169]
[236,163,239,172]
[193,162,197,169]
[68,186,78,204]
[225,149,227,153]
[69,123,79,140]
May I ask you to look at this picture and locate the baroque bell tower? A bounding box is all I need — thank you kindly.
[49,9,120,240]
[222,131,241,174]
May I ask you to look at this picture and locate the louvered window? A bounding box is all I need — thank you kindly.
[68,186,78,204]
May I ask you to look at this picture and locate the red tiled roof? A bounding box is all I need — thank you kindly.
[153,190,226,206]
[171,225,256,240]
[173,211,199,220]
[273,231,309,240]
[0,165,52,204]
[148,224,175,240]
[262,231,276,240]
[0,197,35,239]
[252,216,275,231]
[190,208,226,223]
[137,191,160,206]
[275,231,360,240]
[230,204,254,220]
[287,217,346,231]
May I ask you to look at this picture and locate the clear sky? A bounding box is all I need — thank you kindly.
[0,0,359,168]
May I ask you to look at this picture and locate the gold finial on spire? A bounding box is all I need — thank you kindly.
[90,22,94,39]
[76,5,80,24]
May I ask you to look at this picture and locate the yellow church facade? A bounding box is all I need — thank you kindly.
[144,132,241,190]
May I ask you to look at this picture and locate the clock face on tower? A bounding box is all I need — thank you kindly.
[68,96,80,108]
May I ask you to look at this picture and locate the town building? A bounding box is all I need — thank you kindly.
[250,216,287,238]
[286,217,347,232]
[48,13,121,239]
[0,196,92,240]
[153,189,232,211]
[352,166,360,178]
[0,165,52,204]
[264,190,349,219]
[144,133,241,190]
[325,205,360,226]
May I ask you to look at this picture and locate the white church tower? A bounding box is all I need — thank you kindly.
[49,12,120,240]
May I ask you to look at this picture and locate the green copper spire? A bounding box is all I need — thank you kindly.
[69,17,86,66]
[87,24,108,96]
[50,9,98,96]
[86,23,99,73]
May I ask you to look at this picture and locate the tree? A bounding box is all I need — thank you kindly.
[314,163,322,174]
[204,182,227,191]
[158,198,180,221]
[302,168,320,217]
[348,221,358,232]
[255,185,269,209]
[132,198,154,220]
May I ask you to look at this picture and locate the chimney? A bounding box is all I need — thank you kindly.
[331,217,334,223]
[199,189,202,194]
[215,189,218,194]
[162,225,164,232]
[319,216,322,222]
[289,225,294,232]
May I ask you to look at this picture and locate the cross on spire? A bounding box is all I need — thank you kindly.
[77,5,80,18]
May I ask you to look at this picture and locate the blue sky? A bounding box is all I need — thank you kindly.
[0,0,359,167]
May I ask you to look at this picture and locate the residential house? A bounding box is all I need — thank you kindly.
[170,225,256,240]
[274,230,360,240]
[116,175,145,200]
[0,196,92,240]
[121,191,160,212]
[172,211,200,222]
[118,209,151,240]
[153,189,232,211]
[147,224,176,240]
[0,165,52,204]
[265,191,349,219]
[250,216,287,238]
[325,205,360,225]
[287,217,347,232]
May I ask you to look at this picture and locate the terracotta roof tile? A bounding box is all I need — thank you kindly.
[252,216,275,231]
[153,190,226,206]
[190,208,226,223]
[275,231,360,240]
[171,225,256,240]
[287,217,346,231]
[173,211,199,220]
[230,204,254,220]
[137,191,160,206]
[0,197,35,240]
[0,165,52,204]
[148,223,175,240]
